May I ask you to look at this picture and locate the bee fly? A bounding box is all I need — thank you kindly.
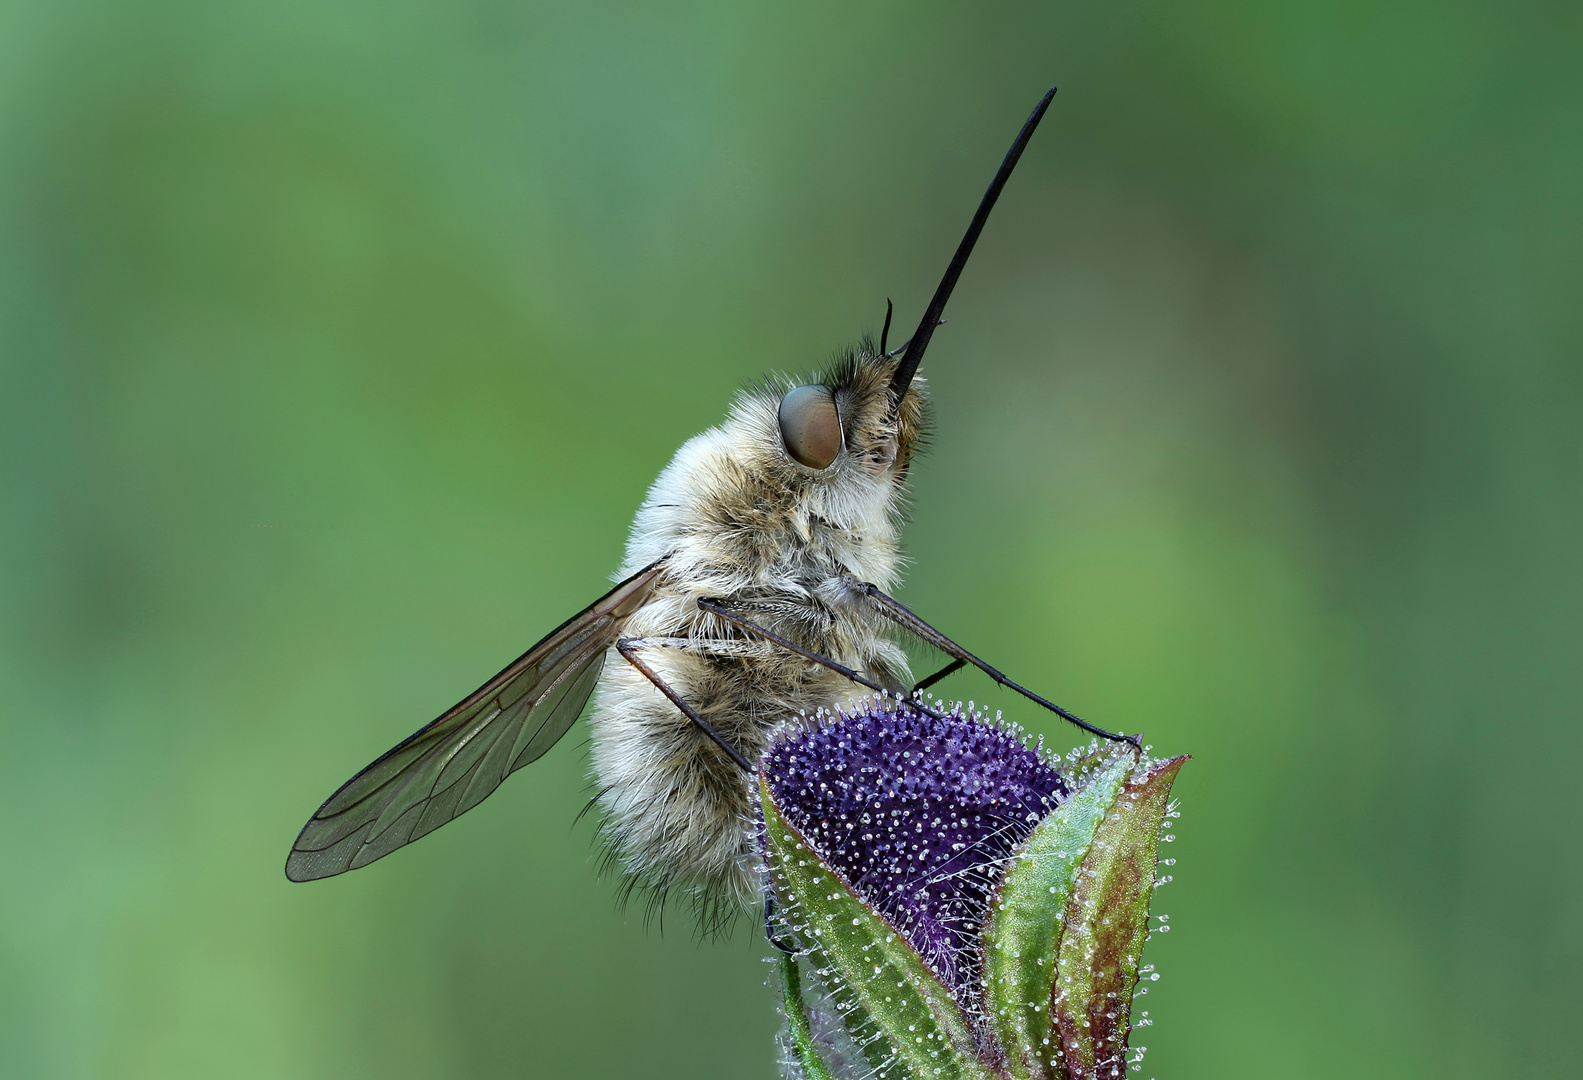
[285,88,1135,918]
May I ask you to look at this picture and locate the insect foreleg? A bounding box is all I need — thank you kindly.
[694,598,944,720]
[614,639,755,772]
[857,583,1140,747]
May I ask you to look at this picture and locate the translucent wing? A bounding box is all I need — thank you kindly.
[285,561,665,882]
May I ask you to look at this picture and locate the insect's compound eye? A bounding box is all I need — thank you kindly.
[777,384,843,470]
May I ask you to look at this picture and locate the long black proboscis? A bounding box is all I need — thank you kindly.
[887,86,1057,413]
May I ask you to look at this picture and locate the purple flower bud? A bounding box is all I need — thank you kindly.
[761,699,1188,1080]
[762,701,1067,995]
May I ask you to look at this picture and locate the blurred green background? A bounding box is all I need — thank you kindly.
[3,1,1579,1077]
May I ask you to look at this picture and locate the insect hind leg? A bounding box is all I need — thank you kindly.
[615,639,755,771]
[763,892,797,954]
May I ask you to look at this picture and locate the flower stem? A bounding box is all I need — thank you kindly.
[778,953,837,1080]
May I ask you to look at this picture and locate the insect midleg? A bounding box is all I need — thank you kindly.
[857,582,1140,747]
[694,598,947,720]
[614,639,754,771]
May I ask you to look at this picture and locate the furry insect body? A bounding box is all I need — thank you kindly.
[589,346,927,909]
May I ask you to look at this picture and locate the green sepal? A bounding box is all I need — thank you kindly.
[981,751,1136,1079]
[1050,755,1187,1079]
[760,777,993,1080]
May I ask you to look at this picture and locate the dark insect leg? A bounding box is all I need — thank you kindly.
[763,892,796,954]
[620,633,820,954]
[694,599,946,721]
[859,583,1140,747]
[913,658,967,694]
[616,639,755,772]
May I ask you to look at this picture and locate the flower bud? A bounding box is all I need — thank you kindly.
[759,701,1186,1080]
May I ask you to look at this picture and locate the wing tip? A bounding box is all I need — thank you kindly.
[279,563,657,887]
[284,849,343,883]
